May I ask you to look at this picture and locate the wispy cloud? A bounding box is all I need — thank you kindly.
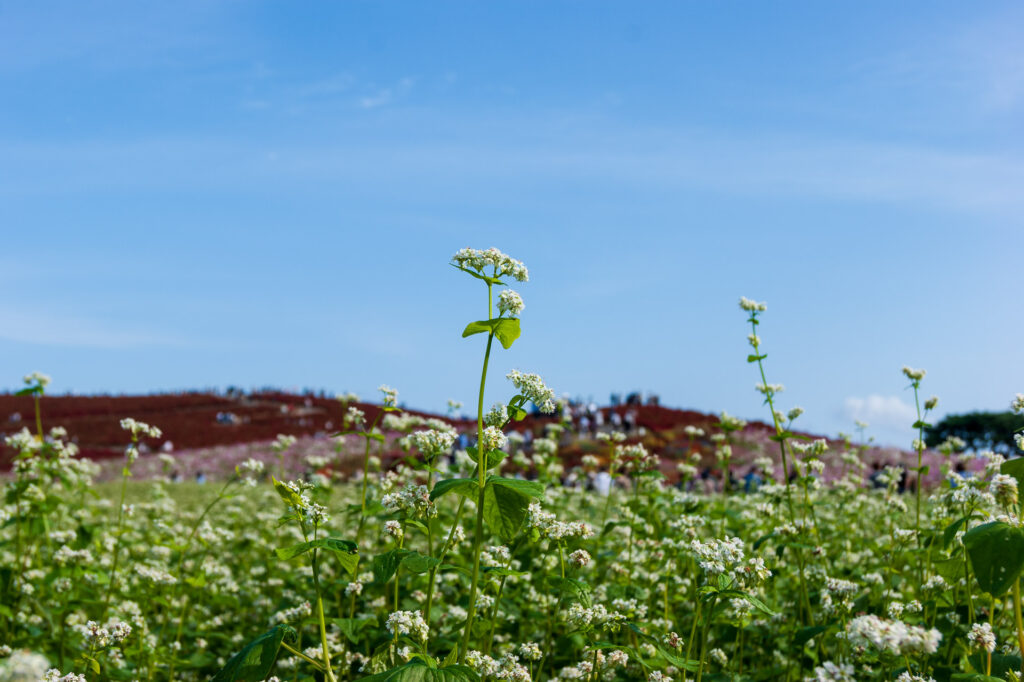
[358,77,414,109]
[2,123,1022,216]
[0,307,188,349]
[842,394,917,437]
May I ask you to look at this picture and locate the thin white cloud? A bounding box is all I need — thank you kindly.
[1,122,1023,215]
[0,307,187,349]
[358,77,414,109]
[842,394,917,433]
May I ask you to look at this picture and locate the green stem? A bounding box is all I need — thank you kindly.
[460,305,496,663]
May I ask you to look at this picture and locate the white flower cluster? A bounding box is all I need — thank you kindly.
[568,549,591,568]
[565,602,626,630]
[272,434,297,453]
[517,642,543,661]
[967,622,996,653]
[383,520,404,540]
[465,651,530,681]
[527,503,595,541]
[481,426,509,452]
[382,483,437,519]
[755,383,784,396]
[75,618,132,648]
[1012,393,1024,414]
[385,610,429,641]
[44,671,87,682]
[617,443,660,474]
[901,366,927,382]
[280,479,330,524]
[484,403,509,428]
[990,473,1019,508]
[558,649,630,678]
[739,296,767,312]
[119,418,162,439]
[498,289,525,317]
[409,428,457,459]
[807,661,856,682]
[506,370,557,414]
[379,385,399,408]
[270,600,312,625]
[345,406,366,428]
[843,614,941,656]
[134,563,177,585]
[451,247,529,282]
[24,371,52,388]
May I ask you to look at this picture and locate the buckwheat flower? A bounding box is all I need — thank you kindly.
[386,610,429,641]
[809,661,856,682]
[484,403,508,428]
[481,426,508,452]
[738,296,767,312]
[683,425,705,438]
[410,428,457,459]
[120,418,162,439]
[648,671,671,682]
[844,614,940,655]
[1017,433,1024,451]
[1012,394,1024,414]
[895,673,934,682]
[902,366,927,382]
[345,407,366,428]
[990,474,1019,508]
[719,411,747,431]
[379,385,398,408]
[755,383,784,395]
[786,407,804,421]
[506,370,557,413]
[709,648,728,666]
[924,395,938,410]
[24,371,52,388]
[451,247,529,282]
[384,520,404,540]
[498,289,525,317]
[569,549,591,568]
[968,622,996,653]
[518,642,542,661]
[44,671,86,682]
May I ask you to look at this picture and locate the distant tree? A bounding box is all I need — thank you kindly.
[924,411,1021,455]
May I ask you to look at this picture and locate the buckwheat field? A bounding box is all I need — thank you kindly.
[3,248,1023,682]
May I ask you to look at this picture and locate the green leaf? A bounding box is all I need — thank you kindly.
[746,354,766,363]
[969,651,1022,679]
[271,476,304,508]
[461,318,521,349]
[740,592,776,616]
[357,659,480,681]
[430,478,479,501]
[467,446,507,471]
[794,625,828,646]
[372,549,439,583]
[1001,457,1024,501]
[547,576,592,607]
[482,480,532,542]
[487,476,545,498]
[943,515,972,548]
[211,624,297,682]
[373,549,408,584]
[330,617,377,644]
[401,551,441,574]
[963,521,1024,596]
[275,538,359,576]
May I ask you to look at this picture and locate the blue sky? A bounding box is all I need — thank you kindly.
[1,1,1022,446]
